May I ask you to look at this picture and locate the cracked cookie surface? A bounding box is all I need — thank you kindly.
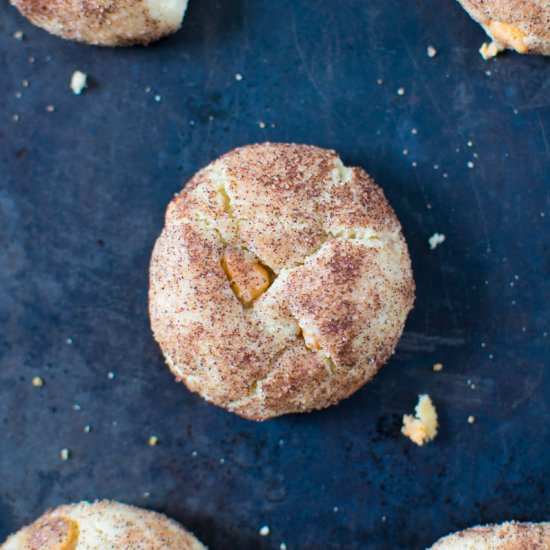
[149,143,415,420]
[1,500,205,550]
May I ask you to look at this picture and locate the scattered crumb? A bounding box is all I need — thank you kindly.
[427,45,437,58]
[107,371,115,379]
[235,73,243,81]
[429,233,446,250]
[46,105,55,113]
[28,56,35,64]
[60,448,71,461]
[433,363,443,372]
[280,543,287,550]
[479,41,504,60]
[70,71,88,95]
[259,526,270,537]
[397,87,405,96]
[403,148,408,155]
[258,121,266,129]
[468,415,476,424]
[333,506,339,512]
[72,403,81,411]
[154,94,162,102]
[21,80,30,88]
[148,435,159,447]
[14,30,24,40]
[411,128,418,135]
[83,425,92,433]
[32,376,44,387]
[376,78,383,85]
[191,450,198,457]
[402,395,438,446]
[66,337,73,344]
[467,161,475,169]
[145,86,152,93]
[143,491,151,498]
[12,114,20,122]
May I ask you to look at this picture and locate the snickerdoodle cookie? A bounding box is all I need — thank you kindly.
[149,143,415,420]
[430,521,550,549]
[10,0,188,46]
[1,500,205,550]
[457,0,550,57]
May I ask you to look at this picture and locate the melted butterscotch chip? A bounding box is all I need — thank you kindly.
[488,20,528,53]
[25,516,79,550]
[222,247,270,306]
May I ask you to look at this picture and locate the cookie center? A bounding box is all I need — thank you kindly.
[25,516,79,550]
[222,247,271,306]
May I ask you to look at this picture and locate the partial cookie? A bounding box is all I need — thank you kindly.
[1,500,205,550]
[456,0,550,56]
[10,0,189,46]
[149,143,415,420]
[430,521,550,549]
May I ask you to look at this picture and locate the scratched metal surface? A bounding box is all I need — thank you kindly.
[1,1,549,549]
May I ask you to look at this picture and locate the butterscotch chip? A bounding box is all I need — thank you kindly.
[1,500,205,549]
[8,0,189,46]
[456,0,550,56]
[429,521,550,549]
[149,143,415,420]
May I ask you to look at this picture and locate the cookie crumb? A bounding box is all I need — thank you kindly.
[259,525,270,537]
[433,363,443,372]
[427,45,437,58]
[154,94,162,102]
[14,30,24,40]
[402,395,438,446]
[279,543,287,550]
[397,87,405,96]
[70,71,88,95]
[376,78,383,85]
[235,73,243,81]
[107,371,115,380]
[32,376,44,387]
[479,41,504,60]
[83,425,92,433]
[60,448,71,460]
[46,105,55,113]
[148,435,159,447]
[429,233,446,250]
[468,415,476,424]
[258,121,266,129]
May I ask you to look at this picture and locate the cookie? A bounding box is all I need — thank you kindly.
[10,0,189,46]
[430,521,550,549]
[1,500,205,550]
[149,143,415,420]
[457,0,550,56]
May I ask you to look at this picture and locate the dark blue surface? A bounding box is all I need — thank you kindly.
[1,1,549,549]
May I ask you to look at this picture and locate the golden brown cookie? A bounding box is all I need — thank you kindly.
[457,0,550,56]
[1,500,205,550]
[9,0,188,46]
[430,521,550,549]
[149,143,415,420]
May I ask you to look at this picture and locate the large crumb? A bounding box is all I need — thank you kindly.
[402,394,438,446]
[429,233,445,250]
[70,71,88,95]
[479,41,504,60]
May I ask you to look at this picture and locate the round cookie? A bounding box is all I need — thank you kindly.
[9,0,188,46]
[457,0,550,56]
[1,500,205,550]
[430,521,550,549]
[149,143,415,421]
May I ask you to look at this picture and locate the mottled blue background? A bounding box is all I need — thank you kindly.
[0,1,549,548]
